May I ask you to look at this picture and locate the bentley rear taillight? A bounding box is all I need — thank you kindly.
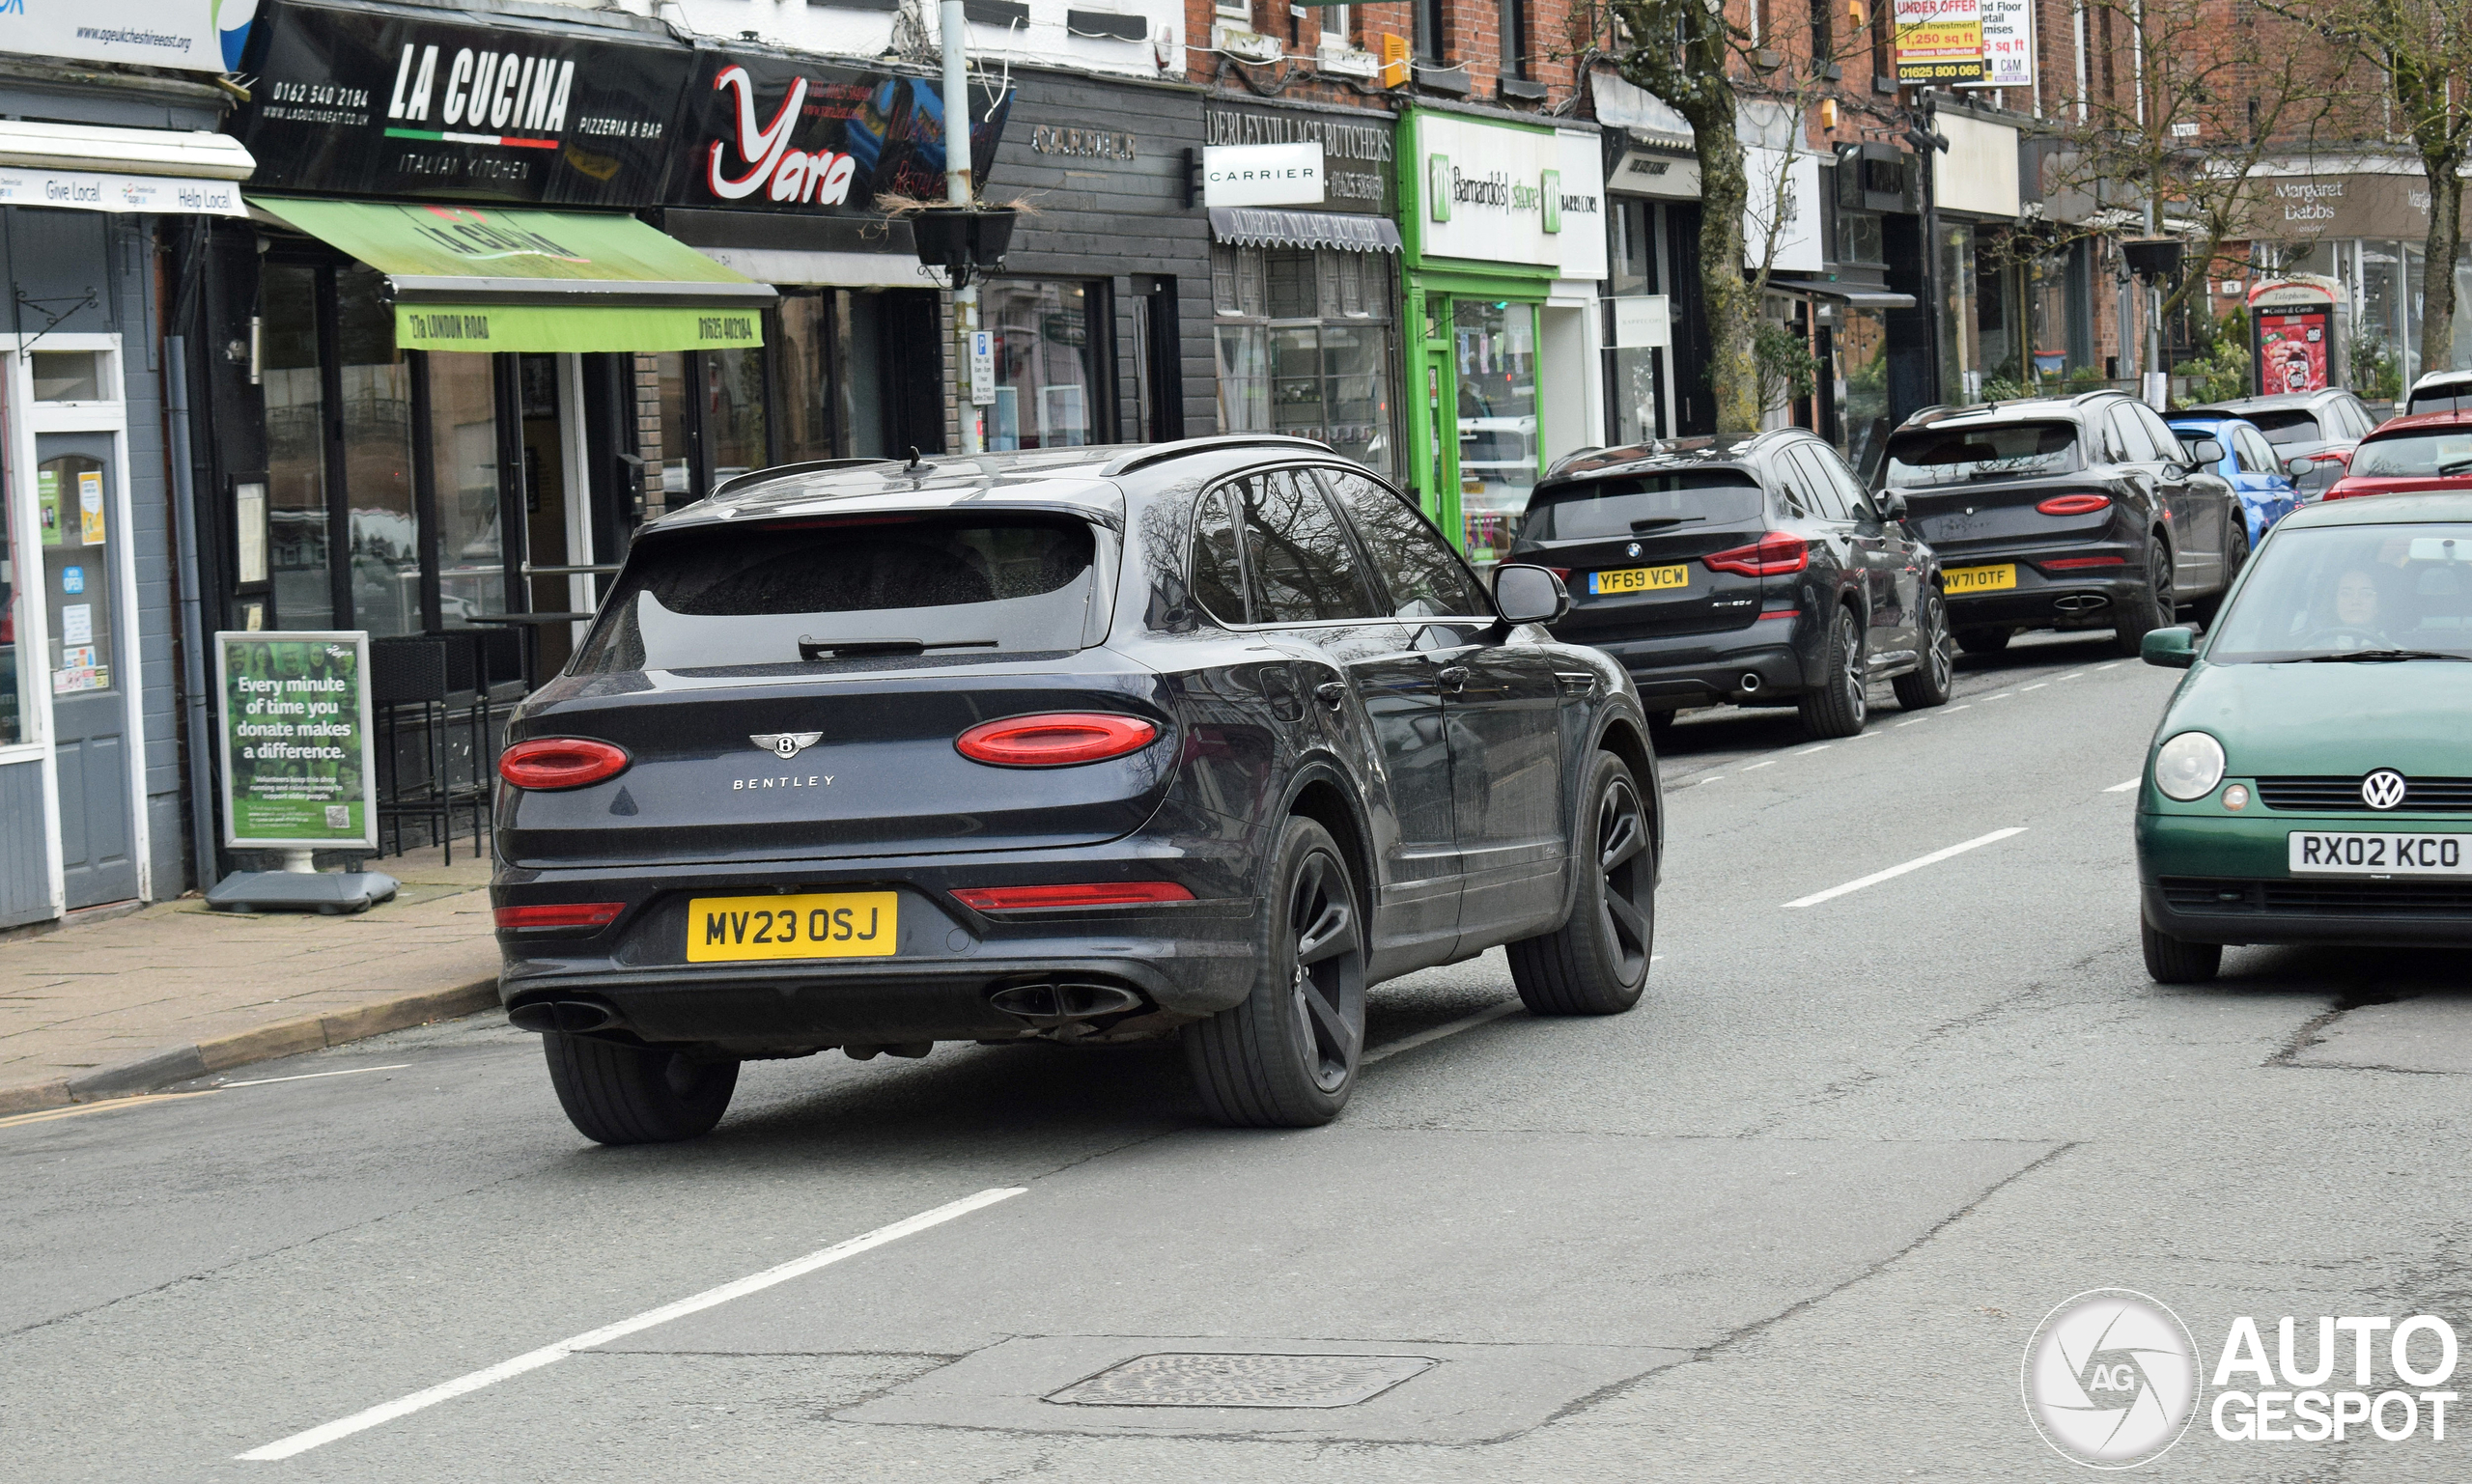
[498,738,631,791]
[952,882,1194,910]
[1703,533,1810,577]
[2036,493,2112,516]
[955,713,1160,768]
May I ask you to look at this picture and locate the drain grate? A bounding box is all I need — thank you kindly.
[1044,1352,1437,1410]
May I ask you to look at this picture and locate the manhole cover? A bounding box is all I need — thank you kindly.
[1045,1353,1437,1410]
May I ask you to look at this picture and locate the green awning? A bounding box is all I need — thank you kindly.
[248,196,775,354]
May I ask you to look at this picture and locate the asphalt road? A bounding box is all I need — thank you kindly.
[9,631,2471,1480]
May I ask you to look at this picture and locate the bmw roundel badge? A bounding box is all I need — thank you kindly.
[1626,542,1643,558]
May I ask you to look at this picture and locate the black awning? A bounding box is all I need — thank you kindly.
[1775,279,1918,310]
[1208,207,1402,253]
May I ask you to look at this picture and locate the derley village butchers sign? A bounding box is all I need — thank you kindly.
[672,51,1013,214]
[232,1,685,207]
[1206,104,1391,210]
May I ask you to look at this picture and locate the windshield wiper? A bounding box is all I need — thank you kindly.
[798,637,1000,660]
[2300,649,2472,663]
[1628,515,1706,530]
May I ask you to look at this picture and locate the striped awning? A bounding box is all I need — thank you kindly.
[1208,207,1401,254]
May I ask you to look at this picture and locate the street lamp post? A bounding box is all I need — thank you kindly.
[939,0,980,455]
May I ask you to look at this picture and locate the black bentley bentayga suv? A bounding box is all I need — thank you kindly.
[492,436,1660,1143]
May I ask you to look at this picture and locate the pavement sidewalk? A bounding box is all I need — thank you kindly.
[0,846,502,1115]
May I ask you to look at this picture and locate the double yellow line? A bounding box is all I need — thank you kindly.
[0,1091,217,1132]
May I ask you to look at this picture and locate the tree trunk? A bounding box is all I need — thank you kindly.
[1694,112,1761,436]
[2423,161,2464,376]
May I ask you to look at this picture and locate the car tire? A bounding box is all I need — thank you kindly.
[1797,607,1868,739]
[2141,919,2222,984]
[2114,541,2175,657]
[1508,751,1654,1016]
[543,1033,740,1145]
[1186,816,1367,1128]
[1892,586,1955,711]
[1955,628,2012,657]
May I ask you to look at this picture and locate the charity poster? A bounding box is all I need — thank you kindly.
[215,630,379,850]
[77,470,105,546]
[2257,311,2328,395]
[37,468,60,546]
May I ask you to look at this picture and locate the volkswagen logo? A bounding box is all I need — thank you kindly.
[2361,769,2409,811]
[1625,542,1643,559]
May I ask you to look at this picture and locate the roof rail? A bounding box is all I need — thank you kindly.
[710,458,895,500]
[1100,435,1335,477]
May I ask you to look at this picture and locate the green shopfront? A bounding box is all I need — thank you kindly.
[1395,108,1608,567]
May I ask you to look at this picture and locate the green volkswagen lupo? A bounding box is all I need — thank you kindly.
[2136,492,2472,981]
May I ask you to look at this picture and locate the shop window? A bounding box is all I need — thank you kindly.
[39,455,114,698]
[776,293,835,464]
[1454,299,1536,568]
[1213,245,1396,474]
[427,352,506,627]
[984,281,1101,451]
[339,266,419,638]
[704,346,768,482]
[31,351,103,403]
[261,263,331,631]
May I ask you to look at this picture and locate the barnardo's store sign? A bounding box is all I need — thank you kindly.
[230,1,687,207]
[1411,113,1606,280]
[670,50,1013,215]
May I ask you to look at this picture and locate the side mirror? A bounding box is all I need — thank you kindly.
[2190,437,2225,465]
[1876,490,1909,520]
[2286,455,2318,478]
[2161,462,2193,482]
[1493,563,1571,627]
[2141,625,2198,669]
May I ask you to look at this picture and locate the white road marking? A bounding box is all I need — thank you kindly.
[2057,671,2086,681]
[1741,761,1776,771]
[1363,1000,1524,1064]
[1896,716,1930,726]
[220,1064,411,1089]
[2097,661,2122,671]
[1793,744,1832,756]
[236,1187,1027,1461]
[1945,705,1970,713]
[1783,827,2030,909]
[1699,775,1724,785]
[2022,683,2049,691]
[1982,692,2012,702]
[2105,778,2142,793]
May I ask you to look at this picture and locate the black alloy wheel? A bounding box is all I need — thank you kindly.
[1893,586,1956,711]
[1508,751,1654,1015]
[2114,541,2176,657]
[1187,817,1368,1127]
[1797,607,1868,738]
[543,1033,741,1144]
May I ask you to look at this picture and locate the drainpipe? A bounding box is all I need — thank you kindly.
[165,335,219,896]
[941,0,983,456]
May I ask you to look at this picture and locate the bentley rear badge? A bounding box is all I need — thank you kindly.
[751,732,824,760]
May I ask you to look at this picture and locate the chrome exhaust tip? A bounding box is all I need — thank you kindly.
[507,998,620,1034]
[1738,672,1763,693]
[988,981,1146,1024]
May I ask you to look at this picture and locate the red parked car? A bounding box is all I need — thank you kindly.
[2322,410,2472,500]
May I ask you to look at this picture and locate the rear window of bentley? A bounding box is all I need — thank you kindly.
[576,517,1100,673]
[1885,423,2080,487]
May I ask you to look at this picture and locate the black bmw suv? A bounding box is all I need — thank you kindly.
[1507,428,1952,739]
[492,437,1658,1143]
[1879,393,2244,658]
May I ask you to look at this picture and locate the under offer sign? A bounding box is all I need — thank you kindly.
[1893,0,1987,83]
[1204,142,1325,208]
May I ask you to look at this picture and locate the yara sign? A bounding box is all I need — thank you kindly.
[706,68,857,206]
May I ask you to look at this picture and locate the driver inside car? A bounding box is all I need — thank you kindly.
[2319,566,2401,650]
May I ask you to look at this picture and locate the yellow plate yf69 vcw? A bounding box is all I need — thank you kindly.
[1589,565,1690,596]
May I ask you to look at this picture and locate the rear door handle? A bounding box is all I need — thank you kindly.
[1314,682,1347,711]
[1436,665,1470,693]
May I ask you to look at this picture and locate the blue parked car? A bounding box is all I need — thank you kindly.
[2167,413,2299,547]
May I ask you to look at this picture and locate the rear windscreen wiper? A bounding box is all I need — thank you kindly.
[1628,515,1706,530]
[798,637,999,660]
[2300,649,2472,663]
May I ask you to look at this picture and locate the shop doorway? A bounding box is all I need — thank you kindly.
[37,435,136,909]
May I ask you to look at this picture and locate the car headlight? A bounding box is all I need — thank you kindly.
[2154,731,2227,800]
